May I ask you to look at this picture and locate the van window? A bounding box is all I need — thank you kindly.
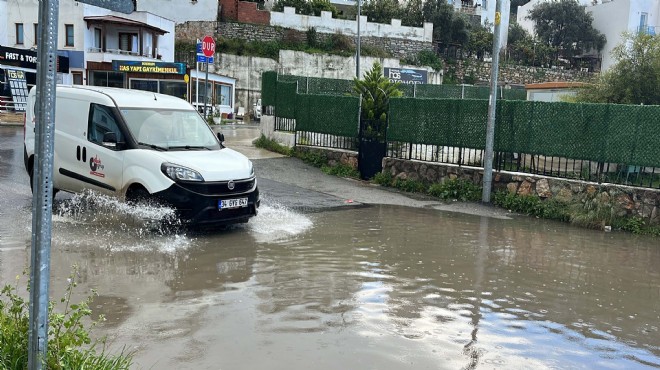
[88,103,124,148]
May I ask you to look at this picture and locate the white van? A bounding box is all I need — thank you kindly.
[24,85,259,226]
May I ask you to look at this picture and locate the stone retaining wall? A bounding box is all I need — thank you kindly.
[296,146,359,170]
[383,158,659,225]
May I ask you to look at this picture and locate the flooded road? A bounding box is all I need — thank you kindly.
[1,125,659,369]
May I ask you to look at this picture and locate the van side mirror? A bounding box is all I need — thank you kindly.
[102,132,118,148]
[217,132,225,143]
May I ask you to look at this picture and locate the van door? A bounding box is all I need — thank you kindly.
[63,103,125,195]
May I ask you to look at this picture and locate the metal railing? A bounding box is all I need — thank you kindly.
[387,141,660,189]
[274,117,296,132]
[296,131,358,151]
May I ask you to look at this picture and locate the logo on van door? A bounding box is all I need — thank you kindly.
[89,155,105,178]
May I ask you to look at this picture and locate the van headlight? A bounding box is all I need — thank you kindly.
[161,163,204,182]
[249,161,255,177]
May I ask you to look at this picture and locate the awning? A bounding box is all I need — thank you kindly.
[84,15,169,35]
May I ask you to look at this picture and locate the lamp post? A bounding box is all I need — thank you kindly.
[356,0,361,78]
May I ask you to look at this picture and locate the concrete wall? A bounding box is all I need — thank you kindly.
[217,53,279,115]
[137,0,219,24]
[217,50,443,114]
[270,7,433,43]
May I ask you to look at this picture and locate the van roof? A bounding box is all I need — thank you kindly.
[56,85,193,110]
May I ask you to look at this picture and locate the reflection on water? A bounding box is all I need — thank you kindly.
[1,198,659,369]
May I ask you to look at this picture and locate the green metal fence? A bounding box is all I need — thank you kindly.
[388,98,660,188]
[296,94,360,138]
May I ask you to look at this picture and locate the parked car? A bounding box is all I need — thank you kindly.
[24,85,259,226]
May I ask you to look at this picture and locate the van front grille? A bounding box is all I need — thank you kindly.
[177,177,256,196]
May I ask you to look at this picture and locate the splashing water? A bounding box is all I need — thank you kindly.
[248,203,313,243]
[51,190,191,252]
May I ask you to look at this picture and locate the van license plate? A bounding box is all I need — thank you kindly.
[219,198,248,210]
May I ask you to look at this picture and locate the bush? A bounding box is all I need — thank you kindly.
[428,178,482,201]
[252,134,294,156]
[0,269,133,369]
[322,164,359,178]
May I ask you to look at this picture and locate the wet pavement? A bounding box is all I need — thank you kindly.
[1,125,659,369]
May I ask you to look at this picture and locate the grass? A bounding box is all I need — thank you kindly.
[0,268,133,370]
[373,173,482,201]
[253,134,294,156]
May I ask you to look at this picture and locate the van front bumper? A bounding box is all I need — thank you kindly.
[155,182,260,226]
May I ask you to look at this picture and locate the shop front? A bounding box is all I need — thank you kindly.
[0,45,71,111]
[87,59,188,100]
[189,69,236,118]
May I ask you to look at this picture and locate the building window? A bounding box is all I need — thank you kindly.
[94,28,102,50]
[215,84,232,106]
[15,23,24,45]
[72,72,83,85]
[639,13,649,33]
[118,33,138,53]
[65,24,74,47]
[33,23,39,45]
[90,71,125,88]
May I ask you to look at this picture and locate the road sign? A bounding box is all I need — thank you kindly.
[197,55,214,63]
[196,40,203,55]
[201,35,215,57]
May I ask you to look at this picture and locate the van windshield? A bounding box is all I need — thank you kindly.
[120,108,221,151]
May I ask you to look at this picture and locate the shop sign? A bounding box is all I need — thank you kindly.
[0,45,69,73]
[112,60,186,75]
[384,67,428,84]
[6,69,29,111]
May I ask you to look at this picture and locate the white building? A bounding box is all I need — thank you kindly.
[589,0,659,71]
[2,0,177,87]
[517,0,660,72]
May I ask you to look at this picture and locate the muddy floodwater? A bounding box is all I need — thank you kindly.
[0,125,659,369]
[0,195,658,369]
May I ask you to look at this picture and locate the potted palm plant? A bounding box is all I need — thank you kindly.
[353,62,402,179]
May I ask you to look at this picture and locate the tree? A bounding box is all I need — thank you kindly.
[467,23,493,61]
[528,0,605,64]
[272,0,338,17]
[422,0,468,48]
[361,0,402,24]
[353,62,403,140]
[400,0,424,27]
[576,32,660,105]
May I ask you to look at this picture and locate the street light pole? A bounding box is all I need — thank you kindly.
[481,0,502,203]
[356,0,361,78]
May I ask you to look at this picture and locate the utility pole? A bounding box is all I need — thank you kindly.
[481,0,502,203]
[356,0,361,78]
[28,1,133,368]
[28,1,58,369]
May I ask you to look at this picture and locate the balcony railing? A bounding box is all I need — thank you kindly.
[638,25,657,35]
[87,47,161,59]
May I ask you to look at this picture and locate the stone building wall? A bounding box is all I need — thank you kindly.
[450,60,597,85]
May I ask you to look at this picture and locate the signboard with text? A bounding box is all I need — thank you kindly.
[0,45,69,73]
[384,67,428,84]
[112,60,186,75]
[6,69,28,111]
